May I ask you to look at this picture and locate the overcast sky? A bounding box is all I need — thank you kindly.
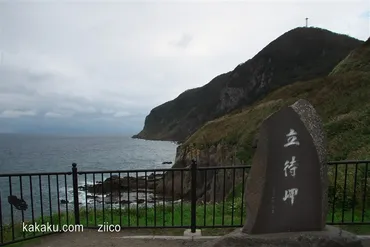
[0,0,369,135]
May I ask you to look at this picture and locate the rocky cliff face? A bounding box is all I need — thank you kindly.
[155,143,248,203]
[133,27,363,143]
[132,73,231,142]
[156,37,370,202]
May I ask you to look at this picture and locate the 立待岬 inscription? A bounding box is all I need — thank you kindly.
[242,99,328,234]
[282,128,300,205]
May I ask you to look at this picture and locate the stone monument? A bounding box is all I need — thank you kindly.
[243,98,327,234]
[203,99,363,247]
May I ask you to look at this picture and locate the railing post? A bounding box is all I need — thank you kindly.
[0,191,3,245]
[191,159,197,233]
[72,163,80,224]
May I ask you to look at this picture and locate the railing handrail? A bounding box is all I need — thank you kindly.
[77,167,190,174]
[327,160,370,165]
[0,160,368,177]
[198,165,251,170]
[0,171,73,177]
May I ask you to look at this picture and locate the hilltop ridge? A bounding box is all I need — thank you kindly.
[133,27,363,142]
[183,36,370,162]
[330,37,370,75]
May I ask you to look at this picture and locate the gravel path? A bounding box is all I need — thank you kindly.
[362,239,370,246]
[24,230,209,247]
[21,230,370,247]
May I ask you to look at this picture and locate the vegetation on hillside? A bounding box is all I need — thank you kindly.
[183,70,370,201]
[185,71,370,162]
[330,38,370,75]
[134,27,363,142]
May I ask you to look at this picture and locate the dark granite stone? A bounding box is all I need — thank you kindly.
[242,99,328,234]
[203,226,363,247]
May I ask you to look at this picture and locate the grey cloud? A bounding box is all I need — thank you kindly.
[114,111,131,117]
[0,1,368,134]
[44,112,69,118]
[101,109,115,114]
[169,34,193,48]
[0,110,36,118]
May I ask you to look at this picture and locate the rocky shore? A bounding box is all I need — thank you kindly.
[74,172,178,205]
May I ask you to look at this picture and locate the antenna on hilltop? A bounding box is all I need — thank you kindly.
[305,18,309,27]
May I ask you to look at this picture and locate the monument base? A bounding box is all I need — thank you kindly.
[202,226,363,247]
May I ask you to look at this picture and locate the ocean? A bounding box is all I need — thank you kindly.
[0,134,178,224]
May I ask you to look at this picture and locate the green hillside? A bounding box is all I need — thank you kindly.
[330,38,370,75]
[184,39,370,163]
[133,28,363,142]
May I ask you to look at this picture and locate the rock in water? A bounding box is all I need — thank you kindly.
[242,99,328,234]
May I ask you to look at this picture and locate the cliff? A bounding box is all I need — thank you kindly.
[156,37,370,203]
[133,27,363,142]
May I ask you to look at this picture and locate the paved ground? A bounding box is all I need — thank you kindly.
[363,239,370,246]
[16,230,370,247]
[23,230,209,247]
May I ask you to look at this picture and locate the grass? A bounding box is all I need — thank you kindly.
[330,38,370,76]
[184,71,370,163]
[2,197,370,246]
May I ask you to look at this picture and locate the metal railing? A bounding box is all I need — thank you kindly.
[0,160,369,246]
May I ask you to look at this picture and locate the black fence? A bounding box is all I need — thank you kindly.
[0,160,369,246]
